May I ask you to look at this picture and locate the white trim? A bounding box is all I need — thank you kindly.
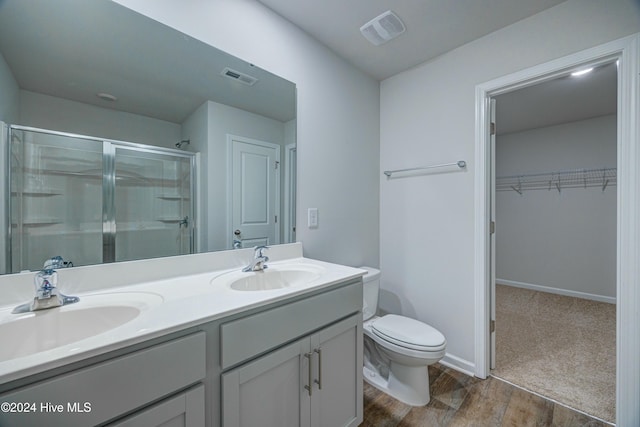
[283,143,297,243]
[439,353,475,377]
[496,279,616,305]
[473,90,491,380]
[194,152,202,253]
[615,33,640,427]
[226,134,281,249]
[474,34,640,425]
[0,122,6,274]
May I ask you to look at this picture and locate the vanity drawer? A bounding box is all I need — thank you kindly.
[220,281,361,370]
[0,332,206,427]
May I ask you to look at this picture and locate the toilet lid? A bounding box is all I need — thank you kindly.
[372,315,446,351]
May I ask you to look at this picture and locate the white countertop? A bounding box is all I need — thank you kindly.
[0,253,365,385]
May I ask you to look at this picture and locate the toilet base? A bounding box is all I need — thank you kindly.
[363,363,431,406]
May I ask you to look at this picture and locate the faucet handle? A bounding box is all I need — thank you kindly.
[254,245,269,257]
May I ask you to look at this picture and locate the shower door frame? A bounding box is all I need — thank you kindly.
[6,125,198,270]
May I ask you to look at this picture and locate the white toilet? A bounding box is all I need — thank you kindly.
[360,266,446,406]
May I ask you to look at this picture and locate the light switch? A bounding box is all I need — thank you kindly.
[308,208,318,228]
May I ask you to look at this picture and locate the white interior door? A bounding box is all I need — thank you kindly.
[489,98,497,370]
[230,136,280,248]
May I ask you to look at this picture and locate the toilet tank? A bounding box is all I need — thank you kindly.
[359,266,380,321]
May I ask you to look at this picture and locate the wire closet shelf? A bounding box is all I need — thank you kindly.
[496,167,616,194]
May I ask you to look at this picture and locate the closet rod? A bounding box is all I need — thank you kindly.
[383,160,466,178]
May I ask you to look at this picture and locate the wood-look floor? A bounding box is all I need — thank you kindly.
[359,364,609,427]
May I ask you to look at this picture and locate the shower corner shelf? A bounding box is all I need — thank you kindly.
[11,190,62,197]
[156,218,183,223]
[12,221,62,228]
[157,194,190,201]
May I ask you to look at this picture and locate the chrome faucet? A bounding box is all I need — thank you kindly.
[12,256,80,314]
[242,246,270,272]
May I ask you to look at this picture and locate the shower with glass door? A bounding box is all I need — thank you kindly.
[5,125,197,273]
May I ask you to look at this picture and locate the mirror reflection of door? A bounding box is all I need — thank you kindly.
[229,135,280,248]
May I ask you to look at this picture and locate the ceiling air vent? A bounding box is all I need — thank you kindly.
[360,10,406,46]
[221,67,258,86]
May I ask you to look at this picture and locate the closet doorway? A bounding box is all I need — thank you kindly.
[475,35,640,426]
[490,61,617,423]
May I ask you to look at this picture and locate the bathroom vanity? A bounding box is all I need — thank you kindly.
[0,243,364,427]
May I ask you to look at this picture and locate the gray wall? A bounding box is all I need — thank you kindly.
[203,100,285,252]
[0,52,19,124]
[496,115,617,301]
[181,101,210,252]
[18,90,181,148]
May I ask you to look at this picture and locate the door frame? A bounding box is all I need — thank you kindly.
[284,143,297,243]
[226,134,281,249]
[474,33,639,424]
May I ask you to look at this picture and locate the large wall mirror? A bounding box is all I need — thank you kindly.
[0,0,297,274]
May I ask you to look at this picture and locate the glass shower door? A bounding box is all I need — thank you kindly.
[9,127,103,272]
[111,144,194,263]
[8,126,197,271]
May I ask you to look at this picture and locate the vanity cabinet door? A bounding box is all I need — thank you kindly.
[311,314,363,427]
[221,314,363,427]
[106,384,204,427]
[221,338,311,427]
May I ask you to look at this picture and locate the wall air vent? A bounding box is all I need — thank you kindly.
[221,67,258,86]
[360,10,406,46]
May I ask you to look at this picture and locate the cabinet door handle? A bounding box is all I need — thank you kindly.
[304,352,313,396]
[313,348,322,390]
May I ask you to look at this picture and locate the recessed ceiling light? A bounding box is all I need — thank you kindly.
[96,92,118,102]
[571,68,593,77]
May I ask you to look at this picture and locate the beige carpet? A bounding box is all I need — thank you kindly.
[491,284,616,423]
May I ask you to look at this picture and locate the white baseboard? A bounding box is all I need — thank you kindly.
[496,279,616,304]
[439,353,476,377]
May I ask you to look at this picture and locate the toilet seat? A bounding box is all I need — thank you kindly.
[371,315,446,352]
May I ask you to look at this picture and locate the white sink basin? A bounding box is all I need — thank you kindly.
[0,292,163,362]
[211,264,324,291]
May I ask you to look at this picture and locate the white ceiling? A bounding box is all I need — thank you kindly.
[257,0,568,81]
[257,0,616,133]
[495,62,617,135]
